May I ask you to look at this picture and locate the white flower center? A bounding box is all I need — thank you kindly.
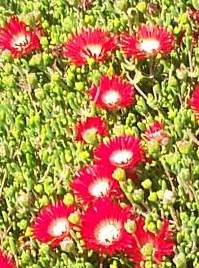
[140,39,160,53]
[12,33,30,49]
[89,178,110,197]
[102,90,120,105]
[110,150,133,165]
[85,44,102,57]
[95,220,121,245]
[49,218,69,237]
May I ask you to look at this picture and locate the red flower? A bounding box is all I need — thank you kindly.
[80,198,135,255]
[75,116,108,143]
[120,24,175,59]
[93,135,144,170]
[89,75,134,111]
[0,16,41,57]
[0,250,15,268]
[63,28,116,66]
[143,121,169,145]
[189,85,199,117]
[32,200,74,247]
[71,165,123,204]
[127,216,175,265]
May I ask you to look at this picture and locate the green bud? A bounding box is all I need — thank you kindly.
[75,81,85,91]
[21,251,31,264]
[40,36,49,48]
[148,192,158,202]
[133,189,144,203]
[64,193,75,206]
[113,125,125,136]
[177,140,192,155]
[60,238,75,252]
[114,0,128,11]
[142,179,152,189]
[124,219,136,233]
[17,219,28,230]
[29,53,42,66]
[173,253,187,268]
[146,222,157,232]
[34,184,43,194]
[68,211,80,224]
[141,243,154,258]
[136,2,147,13]
[82,129,98,144]
[84,15,95,25]
[112,168,126,181]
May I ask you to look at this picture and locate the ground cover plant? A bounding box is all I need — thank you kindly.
[1,0,199,267]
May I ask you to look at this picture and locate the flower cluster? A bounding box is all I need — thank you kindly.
[3,3,197,266]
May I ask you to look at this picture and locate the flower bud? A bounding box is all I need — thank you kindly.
[68,211,80,224]
[163,190,176,204]
[133,189,144,203]
[136,2,147,13]
[141,179,152,189]
[173,253,187,268]
[124,219,136,234]
[112,168,126,181]
[64,193,75,206]
[60,238,75,252]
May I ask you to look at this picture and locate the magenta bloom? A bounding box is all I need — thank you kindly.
[89,75,134,111]
[71,165,123,204]
[189,85,199,118]
[32,200,74,247]
[0,250,15,268]
[127,216,175,265]
[93,135,144,170]
[80,198,135,255]
[120,24,175,59]
[75,116,108,143]
[0,16,40,57]
[63,28,116,66]
[144,121,169,145]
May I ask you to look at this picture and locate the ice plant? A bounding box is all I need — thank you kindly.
[93,135,144,170]
[89,75,134,111]
[71,165,122,204]
[189,85,199,117]
[0,16,41,57]
[63,28,116,66]
[120,24,175,59]
[143,121,169,145]
[32,200,74,247]
[0,250,15,268]
[75,116,108,143]
[127,216,175,265]
[80,198,135,255]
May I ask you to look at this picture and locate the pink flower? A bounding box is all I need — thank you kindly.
[93,135,144,170]
[75,116,108,143]
[80,198,135,255]
[71,165,123,204]
[89,75,134,111]
[144,121,169,145]
[0,249,15,268]
[32,200,75,247]
[120,24,175,59]
[0,16,40,57]
[189,85,199,117]
[63,28,116,66]
[127,216,175,265]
